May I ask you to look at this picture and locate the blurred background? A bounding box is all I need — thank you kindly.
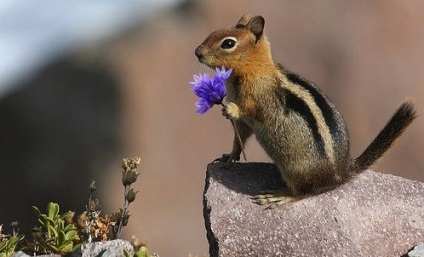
[0,0,423,256]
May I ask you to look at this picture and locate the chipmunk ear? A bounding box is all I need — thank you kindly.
[236,14,252,27]
[247,16,265,43]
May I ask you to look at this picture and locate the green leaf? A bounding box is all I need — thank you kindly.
[0,240,7,251]
[64,230,77,241]
[60,211,73,220]
[7,235,24,247]
[60,242,73,253]
[136,246,150,257]
[63,224,76,233]
[71,243,81,253]
[48,224,59,239]
[46,202,60,219]
[32,206,42,217]
[56,219,65,231]
[57,230,66,245]
[45,216,56,226]
[123,249,131,257]
[36,216,46,228]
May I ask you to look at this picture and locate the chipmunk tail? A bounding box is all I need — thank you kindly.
[353,100,417,172]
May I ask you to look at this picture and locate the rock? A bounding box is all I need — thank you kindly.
[11,252,61,257]
[409,243,424,257]
[203,162,424,257]
[11,240,134,257]
[70,239,134,257]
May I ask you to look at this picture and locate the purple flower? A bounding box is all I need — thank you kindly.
[190,66,232,114]
[194,97,212,114]
[214,66,232,82]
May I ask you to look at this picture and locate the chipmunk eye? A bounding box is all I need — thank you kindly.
[220,37,237,50]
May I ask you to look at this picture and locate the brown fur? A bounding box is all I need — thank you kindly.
[195,14,417,201]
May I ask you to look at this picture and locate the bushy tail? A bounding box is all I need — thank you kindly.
[353,100,417,172]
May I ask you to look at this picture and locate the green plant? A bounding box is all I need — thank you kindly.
[31,202,80,255]
[124,246,156,257]
[0,224,24,257]
[0,156,150,256]
[0,235,24,257]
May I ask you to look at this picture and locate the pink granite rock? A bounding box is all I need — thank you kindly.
[203,162,424,257]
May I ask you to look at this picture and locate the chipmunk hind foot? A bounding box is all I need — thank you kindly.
[251,188,307,209]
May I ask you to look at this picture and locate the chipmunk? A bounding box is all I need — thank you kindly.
[195,14,417,208]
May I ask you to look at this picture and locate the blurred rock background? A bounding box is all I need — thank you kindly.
[0,1,423,256]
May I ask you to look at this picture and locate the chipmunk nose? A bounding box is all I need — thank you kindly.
[195,46,204,61]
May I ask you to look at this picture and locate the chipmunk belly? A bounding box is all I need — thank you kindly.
[249,84,349,181]
[251,105,348,193]
[252,104,322,166]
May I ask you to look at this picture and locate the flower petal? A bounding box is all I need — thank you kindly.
[195,98,212,114]
[190,67,231,114]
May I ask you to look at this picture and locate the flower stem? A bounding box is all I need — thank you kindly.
[221,103,247,161]
[116,185,130,239]
[230,119,247,161]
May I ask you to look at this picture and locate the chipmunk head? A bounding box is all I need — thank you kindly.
[195,14,272,74]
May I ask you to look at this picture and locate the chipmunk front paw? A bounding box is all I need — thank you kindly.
[213,152,241,163]
[222,102,240,120]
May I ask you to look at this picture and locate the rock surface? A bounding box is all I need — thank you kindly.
[11,252,60,257]
[408,243,424,257]
[203,162,424,257]
[12,239,133,257]
[70,239,134,257]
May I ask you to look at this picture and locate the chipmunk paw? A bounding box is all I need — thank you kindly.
[251,189,297,209]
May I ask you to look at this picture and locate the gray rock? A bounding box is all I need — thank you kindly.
[203,162,424,257]
[11,251,61,257]
[10,240,133,257]
[409,243,424,257]
[70,239,134,257]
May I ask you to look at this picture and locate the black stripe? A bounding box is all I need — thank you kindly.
[280,88,326,157]
[283,68,339,138]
